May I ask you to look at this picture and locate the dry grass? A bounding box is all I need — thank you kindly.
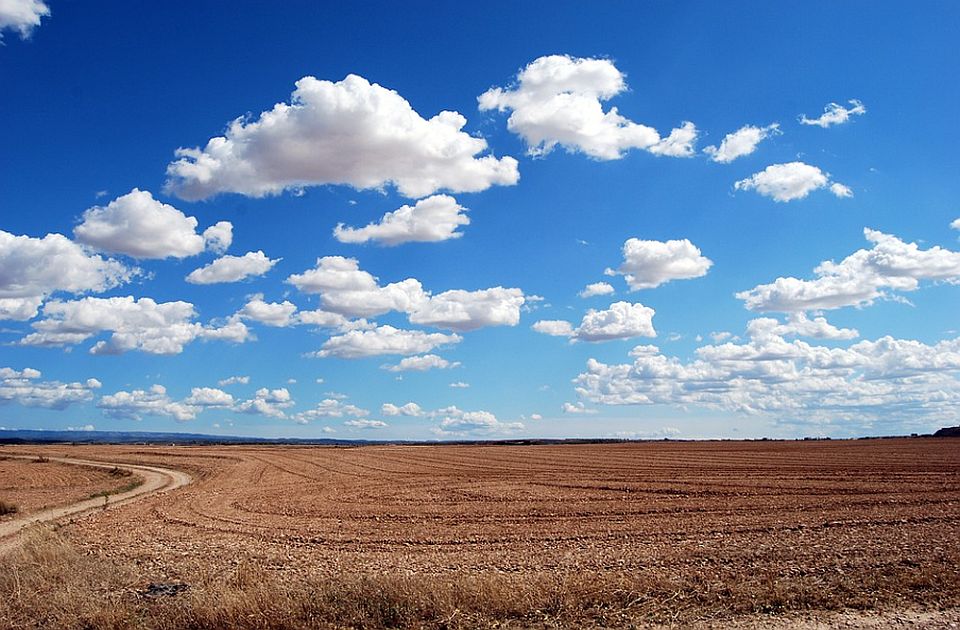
[0,500,18,516]
[2,527,958,630]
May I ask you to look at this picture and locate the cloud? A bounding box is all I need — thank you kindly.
[183,387,235,408]
[74,189,232,259]
[479,54,696,160]
[533,301,656,342]
[288,256,527,330]
[0,366,101,410]
[0,0,48,39]
[237,294,299,327]
[574,327,960,428]
[579,282,614,298]
[799,99,866,128]
[236,387,293,419]
[746,314,859,341]
[344,418,388,429]
[18,296,252,354]
[0,230,137,321]
[165,74,518,200]
[432,406,523,436]
[334,195,470,245]
[66,424,96,432]
[381,402,423,417]
[448,381,470,389]
[704,123,780,163]
[607,237,712,290]
[734,162,850,202]
[409,287,525,331]
[737,228,960,312]
[647,121,699,158]
[98,384,199,422]
[186,251,279,284]
[294,398,369,423]
[562,401,598,414]
[217,375,250,386]
[313,325,462,359]
[381,354,460,372]
[951,218,960,231]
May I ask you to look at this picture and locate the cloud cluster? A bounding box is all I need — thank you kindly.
[294,398,369,424]
[799,100,866,128]
[533,301,656,342]
[479,55,696,160]
[606,237,713,290]
[734,162,851,202]
[334,195,470,245]
[574,324,960,427]
[98,384,201,422]
[74,189,232,259]
[737,228,960,312]
[704,123,780,163]
[0,0,48,39]
[0,230,135,321]
[186,251,279,284]
[288,256,527,331]
[165,74,518,200]
[19,296,251,354]
[0,366,101,410]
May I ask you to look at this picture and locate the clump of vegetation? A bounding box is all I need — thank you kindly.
[32,455,49,464]
[0,500,18,516]
[108,467,132,478]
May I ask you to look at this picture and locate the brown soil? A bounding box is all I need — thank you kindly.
[1,438,958,628]
[0,456,143,520]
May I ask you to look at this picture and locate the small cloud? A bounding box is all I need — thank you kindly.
[449,381,470,389]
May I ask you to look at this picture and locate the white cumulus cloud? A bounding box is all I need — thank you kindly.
[734,162,850,202]
[165,74,519,200]
[313,325,462,359]
[18,296,251,354]
[0,230,136,321]
[334,195,470,245]
[0,0,48,39]
[381,402,423,417]
[381,354,460,372]
[607,237,713,290]
[737,228,960,312]
[704,123,780,163]
[186,251,279,284]
[74,189,232,259]
[534,301,656,343]
[479,54,697,160]
[0,366,100,410]
[579,282,614,298]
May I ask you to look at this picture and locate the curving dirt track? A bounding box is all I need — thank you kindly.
[0,455,192,555]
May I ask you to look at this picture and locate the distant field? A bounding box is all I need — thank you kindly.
[0,455,139,519]
[1,439,958,628]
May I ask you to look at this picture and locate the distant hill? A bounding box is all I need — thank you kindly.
[934,426,960,437]
[0,429,368,446]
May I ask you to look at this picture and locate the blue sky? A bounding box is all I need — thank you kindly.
[1,1,958,439]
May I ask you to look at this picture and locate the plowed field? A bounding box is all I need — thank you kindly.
[2,438,958,628]
[0,456,139,519]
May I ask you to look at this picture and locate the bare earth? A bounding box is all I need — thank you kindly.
[1,438,958,628]
[0,456,142,519]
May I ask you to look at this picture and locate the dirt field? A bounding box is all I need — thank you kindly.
[0,455,141,519]
[1,438,958,628]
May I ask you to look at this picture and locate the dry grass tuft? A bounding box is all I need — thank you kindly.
[0,500,18,516]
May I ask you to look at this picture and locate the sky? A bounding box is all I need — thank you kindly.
[1,1,959,440]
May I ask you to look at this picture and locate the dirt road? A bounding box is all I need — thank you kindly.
[0,456,191,554]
